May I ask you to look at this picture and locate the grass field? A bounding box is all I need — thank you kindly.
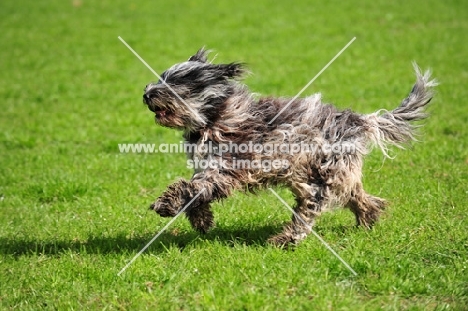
[1,0,467,310]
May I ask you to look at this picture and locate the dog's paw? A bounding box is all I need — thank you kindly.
[267,233,297,249]
[149,200,178,217]
[186,204,215,234]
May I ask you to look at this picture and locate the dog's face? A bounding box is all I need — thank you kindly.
[143,48,245,131]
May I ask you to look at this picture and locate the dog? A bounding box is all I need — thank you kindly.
[142,48,436,246]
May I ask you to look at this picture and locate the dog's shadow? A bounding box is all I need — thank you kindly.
[0,224,282,257]
[0,223,359,257]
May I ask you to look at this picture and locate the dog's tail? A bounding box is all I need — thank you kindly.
[364,63,437,157]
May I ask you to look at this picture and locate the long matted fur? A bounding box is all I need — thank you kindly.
[142,48,436,246]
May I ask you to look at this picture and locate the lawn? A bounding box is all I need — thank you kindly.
[0,0,467,310]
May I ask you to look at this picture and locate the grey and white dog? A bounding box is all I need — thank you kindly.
[142,48,436,246]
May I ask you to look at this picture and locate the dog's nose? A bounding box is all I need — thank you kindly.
[143,93,151,101]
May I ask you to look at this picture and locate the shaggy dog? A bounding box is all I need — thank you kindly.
[142,48,436,246]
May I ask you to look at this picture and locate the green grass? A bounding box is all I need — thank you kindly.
[1,0,467,309]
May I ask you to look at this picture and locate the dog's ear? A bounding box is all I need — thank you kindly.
[188,48,209,63]
[220,62,247,80]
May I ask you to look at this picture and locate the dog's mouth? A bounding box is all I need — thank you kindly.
[145,100,171,120]
[154,108,172,120]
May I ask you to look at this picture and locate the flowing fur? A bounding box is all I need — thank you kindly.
[142,48,436,246]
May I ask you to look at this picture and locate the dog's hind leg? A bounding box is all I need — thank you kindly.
[346,186,387,228]
[268,183,324,247]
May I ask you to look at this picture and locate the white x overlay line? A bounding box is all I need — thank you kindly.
[118,188,206,276]
[117,37,357,275]
[268,37,356,125]
[117,36,204,124]
[268,188,358,276]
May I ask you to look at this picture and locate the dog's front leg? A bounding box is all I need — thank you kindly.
[150,170,239,233]
[150,179,192,217]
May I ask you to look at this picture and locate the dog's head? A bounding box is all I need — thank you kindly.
[143,48,246,131]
